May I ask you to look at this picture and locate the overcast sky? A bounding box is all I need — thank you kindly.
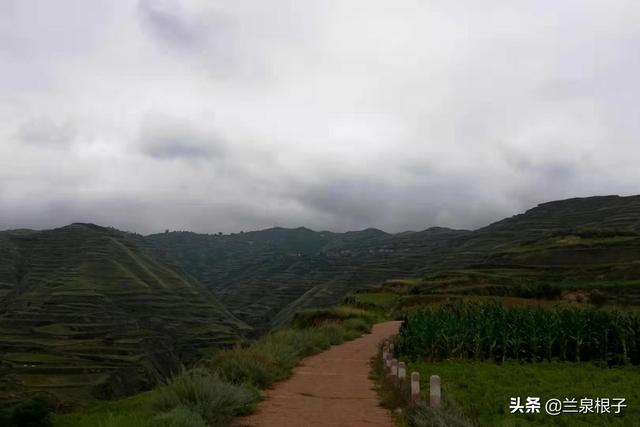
[1,0,639,234]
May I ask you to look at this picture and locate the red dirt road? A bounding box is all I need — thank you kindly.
[235,321,402,427]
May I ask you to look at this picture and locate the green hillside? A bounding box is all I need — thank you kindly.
[2,195,640,411]
[143,196,640,331]
[0,224,249,410]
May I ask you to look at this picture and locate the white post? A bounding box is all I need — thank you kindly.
[411,372,420,404]
[390,358,398,378]
[398,362,406,381]
[430,375,441,408]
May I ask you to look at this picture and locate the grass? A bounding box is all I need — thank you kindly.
[53,391,157,427]
[346,292,399,310]
[372,284,640,427]
[408,360,640,426]
[54,302,380,427]
[153,369,258,427]
[291,305,381,328]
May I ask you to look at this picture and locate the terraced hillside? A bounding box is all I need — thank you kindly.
[143,226,469,329]
[0,224,249,409]
[144,195,640,329]
[2,195,640,409]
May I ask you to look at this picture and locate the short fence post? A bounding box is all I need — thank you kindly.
[411,372,420,404]
[390,343,395,354]
[398,362,406,381]
[430,375,441,408]
[390,358,398,379]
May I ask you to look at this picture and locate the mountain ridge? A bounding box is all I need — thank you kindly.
[2,194,640,407]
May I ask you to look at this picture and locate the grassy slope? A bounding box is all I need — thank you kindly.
[4,194,640,418]
[0,224,249,408]
[139,196,640,336]
[53,303,384,426]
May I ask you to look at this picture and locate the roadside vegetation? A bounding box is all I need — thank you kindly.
[367,275,640,427]
[399,302,640,364]
[53,303,385,427]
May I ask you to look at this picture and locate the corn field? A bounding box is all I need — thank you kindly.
[398,302,640,365]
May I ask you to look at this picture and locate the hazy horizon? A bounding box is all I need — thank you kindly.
[2,1,639,234]
[2,193,636,236]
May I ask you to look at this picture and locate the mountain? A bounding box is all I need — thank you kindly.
[141,225,468,329]
[0,224,249,408]
[2,195,640,408]
[143,195,640,328]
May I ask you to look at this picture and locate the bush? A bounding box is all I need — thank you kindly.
[153,369,259,427]
[9,399,52,427]
[207,349,276,388]
[315,322,348,344]
[249,331,305,375]
[291,306,376,328]
[343,317,371,334]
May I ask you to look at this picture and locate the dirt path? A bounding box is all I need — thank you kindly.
[235,321,402,427]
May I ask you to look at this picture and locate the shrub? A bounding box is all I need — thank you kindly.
[207,349,276,388]
[315,322,348,345]
[153,369,259,427]
[249,331,305,375]
[291,306,376,328]
[9,398,52,427]
[343,317,371,334]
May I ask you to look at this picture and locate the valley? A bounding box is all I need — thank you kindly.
[1,195,640,412]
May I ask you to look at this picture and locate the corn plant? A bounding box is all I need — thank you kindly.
[398,302,640,365]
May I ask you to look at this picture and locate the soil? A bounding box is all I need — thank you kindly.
[235,321,402,427]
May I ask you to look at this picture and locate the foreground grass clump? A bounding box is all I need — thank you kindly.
[153,369,258,427]
[409,361,640,426]
[399,302,640,364]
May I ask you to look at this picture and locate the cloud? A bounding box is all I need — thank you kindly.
[139,122,221,161]
[17,118,76,147]
[136,0,209,52]
[0,0,639,234]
